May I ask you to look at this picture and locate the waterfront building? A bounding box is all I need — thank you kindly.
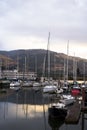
[1,69,37,80]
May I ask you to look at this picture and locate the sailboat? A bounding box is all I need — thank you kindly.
[42,32,58,94]
[81,62,87,89]
[48,102,67,120]
[32,55,41,91]
[62,41,69,92]
[71,54,81,96]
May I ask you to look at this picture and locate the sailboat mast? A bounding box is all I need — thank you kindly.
[16,53,19,78]
[66,40,69,81]
[83,62,85,83]
[35,55,37,74]
[25,56,27,74]
[47,32,50,80]
[0,59,2,79]
[42,55,46,78]
[64,58,66,81]
[73,53,77,82]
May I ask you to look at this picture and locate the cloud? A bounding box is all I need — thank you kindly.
[0,0,87,58]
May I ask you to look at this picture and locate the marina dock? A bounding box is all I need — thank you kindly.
[81,106,87,113]
[65,101,81,124]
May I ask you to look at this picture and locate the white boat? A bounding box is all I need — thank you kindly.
[32,82,41,91]
[62,81,69,92]
[22,81,33,87]
[10,81,21,91]
[52,102,66,108]
[42,33,61,94]
[42,85,58,93]
[33,82,41,87]
[41,80,49,86]
[10,81,20,87]
[56,88,63,94]
[48,102,67,120]
[59,94,75,106]
[62,85,68,92]
[81,83,87,89]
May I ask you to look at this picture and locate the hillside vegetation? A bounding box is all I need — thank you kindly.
[0,49,87,80]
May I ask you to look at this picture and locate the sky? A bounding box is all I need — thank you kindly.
[0,0,87,59]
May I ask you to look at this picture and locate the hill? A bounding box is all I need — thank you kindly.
[0,54,16,70]
[0,49,87,80]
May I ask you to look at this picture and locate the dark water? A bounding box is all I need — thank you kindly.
[0,88,87,130]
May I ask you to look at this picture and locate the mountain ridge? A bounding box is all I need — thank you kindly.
[0,49,87,79]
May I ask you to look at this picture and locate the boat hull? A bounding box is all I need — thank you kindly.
[60,98,75,106]
[48,106,67,120]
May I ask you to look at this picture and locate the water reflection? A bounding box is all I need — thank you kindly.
[1,89,51,105]
[48,115,64,130]
[0,89,87,130]
[0,89,50,130]
[0,102,48,119]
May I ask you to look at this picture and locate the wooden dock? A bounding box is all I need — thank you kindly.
[81,106,87,113]
[65,101,81,124]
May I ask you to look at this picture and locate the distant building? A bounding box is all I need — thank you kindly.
[1,69,37,80]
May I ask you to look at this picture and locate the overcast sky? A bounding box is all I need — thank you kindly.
[0,0,87,59]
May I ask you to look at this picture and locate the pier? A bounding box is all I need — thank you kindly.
[65,88,87,124]
[81,106,87,113]
[65,101,81,124]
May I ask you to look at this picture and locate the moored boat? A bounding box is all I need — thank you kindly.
[42,85,58,94]
[10,80,21,91]
[71,86,81,96]
[60,94,75,106]
[48,102,67,120]
[48,114,65,129]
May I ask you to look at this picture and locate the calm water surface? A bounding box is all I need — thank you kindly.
[0,88,87,130]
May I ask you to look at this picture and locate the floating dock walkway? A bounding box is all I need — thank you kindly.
[81,106,87,113]
[65,101,81,124]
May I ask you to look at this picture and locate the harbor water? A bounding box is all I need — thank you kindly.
[0,88,87,130]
